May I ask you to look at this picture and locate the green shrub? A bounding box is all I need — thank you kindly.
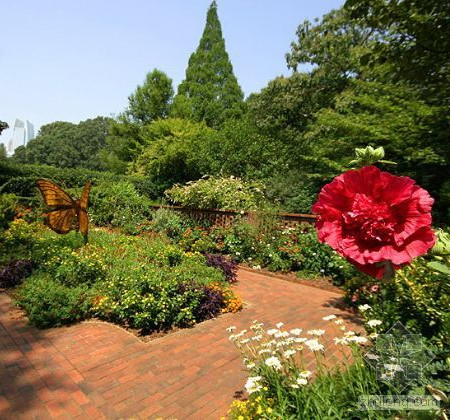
[89,181,152,231]
[222,219,259,261]
[347,256,449,346]
[0,219,85,265]
[0,193,19,230]
[93,260,226,332]
[150,207,186,239]
[15,274,94,328]
[165,176,267,211]
[41,245,107,287]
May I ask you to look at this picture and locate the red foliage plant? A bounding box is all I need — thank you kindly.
[312,166,436,279]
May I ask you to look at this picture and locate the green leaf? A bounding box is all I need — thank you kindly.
[427,261,450,275]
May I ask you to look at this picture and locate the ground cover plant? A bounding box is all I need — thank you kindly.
[157,210,358,286]
[0,219,242,330]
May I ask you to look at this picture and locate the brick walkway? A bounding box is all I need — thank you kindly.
[0,268,360,419]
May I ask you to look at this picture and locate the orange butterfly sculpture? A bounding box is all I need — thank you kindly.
[36,179,92,244]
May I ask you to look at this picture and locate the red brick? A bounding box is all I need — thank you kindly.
[45,400,64,417]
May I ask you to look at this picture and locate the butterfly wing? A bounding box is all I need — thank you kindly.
[46,208,76,234]
[79,181,92,210]
[36,179,74,207]
[78,208,89,237]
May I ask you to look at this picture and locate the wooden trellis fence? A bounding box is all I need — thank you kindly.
[150,204,317,230]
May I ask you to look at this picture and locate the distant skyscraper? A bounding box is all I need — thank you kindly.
[6,118,35,156]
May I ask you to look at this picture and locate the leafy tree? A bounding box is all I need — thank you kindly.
[127,69,174,124]
[175,1,244,128]
[13,117,112,170]
[306,79,443,174]
[100,115,142,174]
[212,118,278,179]
[344,0,450,98]
[0,143,7,159]
[101,69,174,173]
[133,118,219,186]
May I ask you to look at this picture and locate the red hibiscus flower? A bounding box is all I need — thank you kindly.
[312,166,435,278]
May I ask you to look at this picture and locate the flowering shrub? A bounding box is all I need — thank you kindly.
[179,226,219,253]
[0,259,34,288]
[312,165,436,278]
[41,246,107,287]
[204,253,238,283]
[165,176,266,211]
[227,315,446,419]
[16,274,94,328]
[92,263,237,332]
[346,256,450,347]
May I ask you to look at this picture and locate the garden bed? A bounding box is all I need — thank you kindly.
[0,220,242,334]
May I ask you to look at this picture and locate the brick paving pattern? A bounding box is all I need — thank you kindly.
[0,268,360,419]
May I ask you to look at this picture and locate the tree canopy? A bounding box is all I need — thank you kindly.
[13,117,112,171]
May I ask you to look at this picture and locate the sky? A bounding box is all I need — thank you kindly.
[0,0,343,141]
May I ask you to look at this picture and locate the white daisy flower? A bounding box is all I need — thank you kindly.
[367,319,382,328]
[267,328,279,336]
[305,339,325,352]
[348,336,368,344]
[283,349,296,358]
[299,370,312,378]
[333,337,348,345]
[265,356,282,370]
[245,376,262,394]
[290,328,303,336]
[358,304,371,312]
[276,322,284,328]
[226,326,237,332]
[322,315,337,321]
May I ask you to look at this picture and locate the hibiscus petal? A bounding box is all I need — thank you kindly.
[380,172,415,205]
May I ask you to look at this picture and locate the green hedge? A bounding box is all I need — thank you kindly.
[0,161,164,199]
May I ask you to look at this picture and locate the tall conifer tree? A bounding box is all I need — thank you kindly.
[175,1,244,128]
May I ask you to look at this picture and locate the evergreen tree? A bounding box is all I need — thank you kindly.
[175,0,244,128]
[127,69,174,124]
